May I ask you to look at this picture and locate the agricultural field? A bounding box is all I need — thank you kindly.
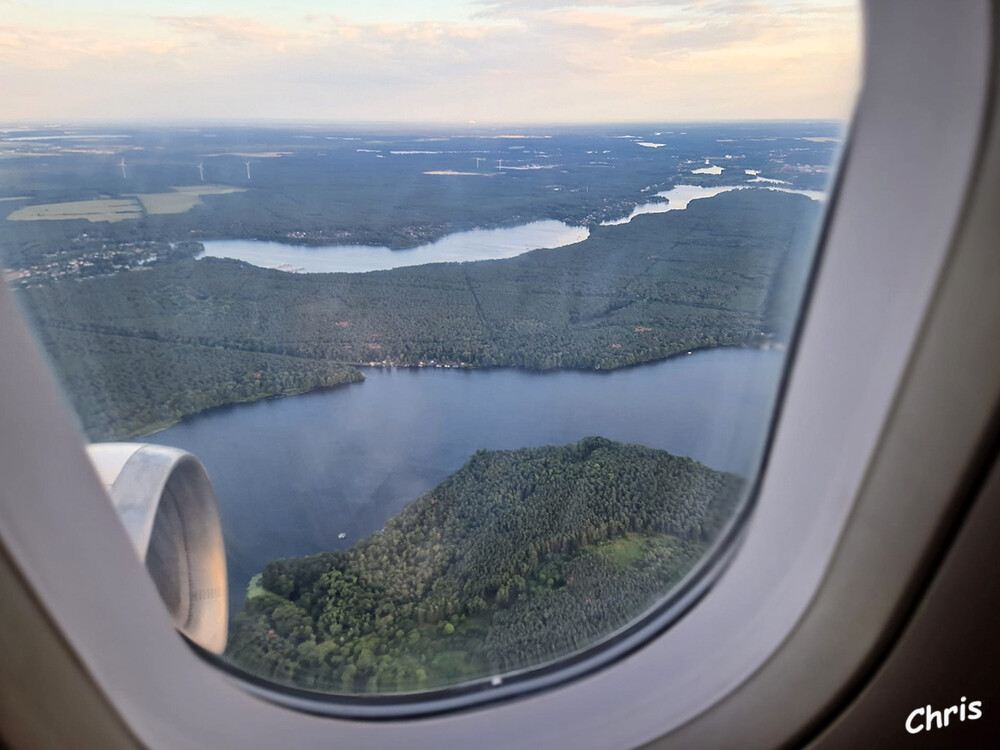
[7,198,142,223]
[129,185,246,215]
[7,185,246,222]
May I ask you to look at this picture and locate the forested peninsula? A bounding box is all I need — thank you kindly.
[226,437,741,693]
[16,190,818,439]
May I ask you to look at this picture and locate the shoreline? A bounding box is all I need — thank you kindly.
[123,339,784,442]
[132,372,367,440]
[190,213,592,253]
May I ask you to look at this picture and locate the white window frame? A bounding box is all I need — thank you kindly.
[1,1,999,747]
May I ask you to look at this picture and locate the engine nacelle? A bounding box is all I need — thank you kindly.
[87,443,228,654]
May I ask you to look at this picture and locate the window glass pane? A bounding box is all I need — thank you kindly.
[1,1,859,698]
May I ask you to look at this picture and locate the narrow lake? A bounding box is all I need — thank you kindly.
[198,220,589,274]
[601,184,825,226]
[144,347,785,606]
[197,186,821,274]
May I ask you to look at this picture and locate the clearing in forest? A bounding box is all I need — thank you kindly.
[7,185,247,222]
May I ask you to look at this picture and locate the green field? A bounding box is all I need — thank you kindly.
[129,185,247,215]
[594,534,658,567]
[7,185,247,223]
[8,198,143,223]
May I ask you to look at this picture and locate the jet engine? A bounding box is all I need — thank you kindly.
[86,443,228,654]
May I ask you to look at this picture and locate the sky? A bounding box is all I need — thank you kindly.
[0,1,860,124]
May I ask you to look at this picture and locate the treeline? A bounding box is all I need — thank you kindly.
[30,325,363,439]
[226,437,742,693]
[16,190,819,439]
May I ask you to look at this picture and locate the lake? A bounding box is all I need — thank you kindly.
[144,347,785,606]
[198,220,590,274]
[197,186,822,274]
[601,184,824,226]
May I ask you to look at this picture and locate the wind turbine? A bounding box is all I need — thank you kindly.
[475,157,484,170]
[197,162,205,182]
[244,161,252,181]
[497,158,503,171]
[119,158,127,180]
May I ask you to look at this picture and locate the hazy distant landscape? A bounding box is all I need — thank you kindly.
[0,122,836,693]
[1,123,833,273]
[2,123,830,438]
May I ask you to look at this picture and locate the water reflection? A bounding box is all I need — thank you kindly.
[198,220,589,274]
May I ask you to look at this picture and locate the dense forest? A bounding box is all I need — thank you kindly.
[16,189,819,439]
[29,326,364,439]
[226,437,741,693]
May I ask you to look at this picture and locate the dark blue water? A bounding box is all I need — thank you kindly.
[145,347,784,603]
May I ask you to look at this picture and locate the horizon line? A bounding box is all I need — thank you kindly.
[0,117,848,131]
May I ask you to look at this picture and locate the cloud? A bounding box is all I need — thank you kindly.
[0,24,185,69]
[475,0,692,12]
[157,16,307,45]
[0,1,859,122]
[474,0,852,12]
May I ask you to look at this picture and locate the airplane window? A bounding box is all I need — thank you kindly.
[0,1,859,702]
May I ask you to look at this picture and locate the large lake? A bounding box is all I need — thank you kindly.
[145,347,785,606]
[198,220,589,274]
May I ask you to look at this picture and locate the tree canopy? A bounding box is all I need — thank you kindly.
[227,437,742,694]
